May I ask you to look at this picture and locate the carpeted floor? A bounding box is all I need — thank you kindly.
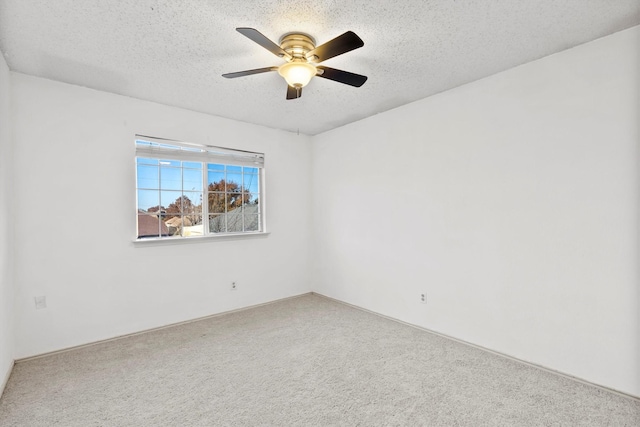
[0,293,639,426]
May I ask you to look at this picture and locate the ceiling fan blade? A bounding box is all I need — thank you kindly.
[236,28,292,60]
[316,66,367,87]
[286,85,302,100]
[222,67,278,78]
[307,31,364,63]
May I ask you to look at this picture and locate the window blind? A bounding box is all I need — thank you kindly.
[135,135,264,168]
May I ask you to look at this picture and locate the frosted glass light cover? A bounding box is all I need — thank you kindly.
[278,62,317,87]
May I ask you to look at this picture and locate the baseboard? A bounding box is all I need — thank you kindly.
[17,292,312,363]
[0,359,14,400]
[15,290,638,402]
[311,292,640,402]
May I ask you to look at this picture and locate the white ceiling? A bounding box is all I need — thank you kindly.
[0,1,638,135]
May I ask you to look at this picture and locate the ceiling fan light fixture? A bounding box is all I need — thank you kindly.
[278,61,317,88]
[223,28,366,99]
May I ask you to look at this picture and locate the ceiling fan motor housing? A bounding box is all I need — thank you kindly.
[279,33,317,61]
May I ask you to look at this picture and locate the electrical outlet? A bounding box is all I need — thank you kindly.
[35,296,47,309]
[420,293,427,304]
[231,281,237,290]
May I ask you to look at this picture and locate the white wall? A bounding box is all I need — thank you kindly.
[311,27,639,396]
[11,74,312,358]
[0,46,15,393]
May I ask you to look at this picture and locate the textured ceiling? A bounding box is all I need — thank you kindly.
[0,1,638,135]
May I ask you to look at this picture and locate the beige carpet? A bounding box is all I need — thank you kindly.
[1,293,638,426]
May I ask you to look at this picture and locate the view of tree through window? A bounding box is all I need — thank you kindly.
[135,140,262,239]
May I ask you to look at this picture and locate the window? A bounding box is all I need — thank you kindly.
[135,135,264,240]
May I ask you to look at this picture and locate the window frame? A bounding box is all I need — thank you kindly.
[134,135,266,242]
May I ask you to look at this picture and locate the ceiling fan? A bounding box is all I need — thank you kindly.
[222,28,367,100]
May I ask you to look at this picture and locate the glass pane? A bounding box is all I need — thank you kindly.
[243,173,259,193]
[209,214,226,233]
[227,210,243,232]
[164,215,183,236]
[137,164,159,189]
[137,189,159,212]
[183,168,202,192]
[243,167,258,174]
[226,173,243,191]
[208,192,227,214]
[137,214,166,238]
[244,201,259,215]
[136,157,158,165]
[183,161,201,169]
[160,166,181,191]
[182,191,202,215]
[182,215,204,237]
[208,163,225,172]
[159,159,180,167]
[244,215,260,232]
[161,191,182,217]
[227,165,242,173]
[207,171,225,190]
[229,192,250,211]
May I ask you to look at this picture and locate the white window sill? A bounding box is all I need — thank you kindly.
[133,231,270,246]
